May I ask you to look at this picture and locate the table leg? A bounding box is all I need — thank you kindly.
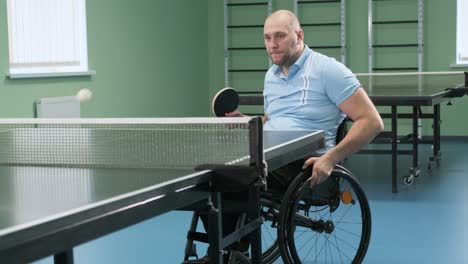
[429,104,442,169]
[54,249,73,264]
[435,104,441,162]
[248,184,261,263]
[208,193,223,264]
[392,105,398,193]
[410,106,421,180]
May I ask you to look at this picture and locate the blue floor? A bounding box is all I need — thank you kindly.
[34,139,468,263]
[357,140,468,264]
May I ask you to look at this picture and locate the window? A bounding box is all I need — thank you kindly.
[6,0,92,78]
[457,0,468,65]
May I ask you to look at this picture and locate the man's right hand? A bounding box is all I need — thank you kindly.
[225,110,244,117]
[225,111,269,126]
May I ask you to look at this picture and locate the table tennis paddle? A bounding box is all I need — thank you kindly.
[212,87,239,117]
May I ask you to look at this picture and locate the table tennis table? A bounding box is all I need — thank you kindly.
[238,71,468,193]
[0,117,324,264]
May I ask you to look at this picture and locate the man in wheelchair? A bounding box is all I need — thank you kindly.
[185,9,383,264]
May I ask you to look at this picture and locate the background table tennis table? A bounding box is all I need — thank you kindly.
[0,118,324,264]
[238,71,468,193]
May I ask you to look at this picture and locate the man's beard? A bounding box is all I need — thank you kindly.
[270,51,294,68]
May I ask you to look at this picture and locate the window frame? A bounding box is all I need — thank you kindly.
[456,0,468,66]
[6,0,95,78]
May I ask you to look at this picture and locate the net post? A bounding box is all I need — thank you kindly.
[248,116,266,188]
[464,72,467,88]
[248,116,263,167]
[247,116,264,264]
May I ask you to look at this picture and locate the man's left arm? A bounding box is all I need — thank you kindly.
[303,87,384,185]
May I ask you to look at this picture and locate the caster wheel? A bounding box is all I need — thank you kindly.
[404,176,414,185]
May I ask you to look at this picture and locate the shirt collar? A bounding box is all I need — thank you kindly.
[293,45,312,69]
[273,45,312,77]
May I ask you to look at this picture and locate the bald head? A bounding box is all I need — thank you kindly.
[264,10,301,32]
[263,10,304,71]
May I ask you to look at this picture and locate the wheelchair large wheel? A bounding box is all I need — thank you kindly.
[278,165,371,264]
[259,197,281,263]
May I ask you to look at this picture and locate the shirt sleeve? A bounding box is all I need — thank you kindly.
[321,58,361,106]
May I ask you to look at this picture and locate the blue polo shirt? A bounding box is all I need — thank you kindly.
[263,46,361,151]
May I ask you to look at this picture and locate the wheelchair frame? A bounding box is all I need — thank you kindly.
[183,163,371,264]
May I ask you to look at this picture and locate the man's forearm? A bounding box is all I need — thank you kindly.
[323,118,383,164]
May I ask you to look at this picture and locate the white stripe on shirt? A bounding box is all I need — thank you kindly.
[301,53,315,104]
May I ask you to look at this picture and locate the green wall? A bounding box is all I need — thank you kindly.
[0,0,466,135]
[208,0,468,136]
[0,0,210,118]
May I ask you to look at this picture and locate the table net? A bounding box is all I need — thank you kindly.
[0,118,257,169]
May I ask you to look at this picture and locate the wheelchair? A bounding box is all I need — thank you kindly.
[182,164,371,264]
[183,120,371,263]
[260,165,371,264]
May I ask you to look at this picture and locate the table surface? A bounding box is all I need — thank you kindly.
[356,72,467,105]
[0,129,324,262]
